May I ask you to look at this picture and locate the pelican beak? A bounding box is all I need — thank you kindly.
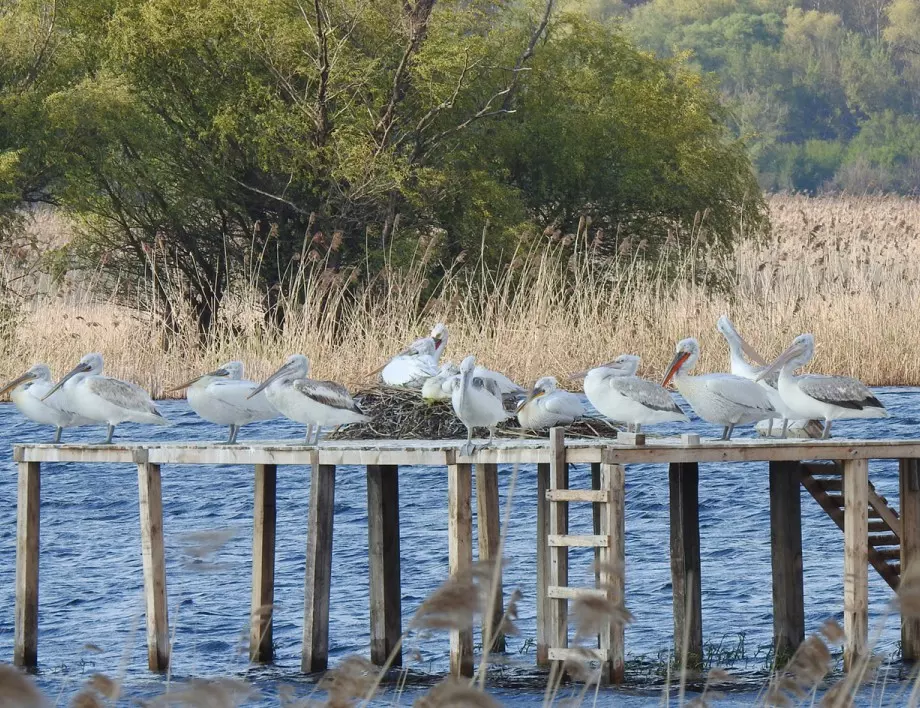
[518,386,544,411]
[568,369,589,380]
[165,367,229,392]
[0,371,37,397]
[247,362,290,399]
[433,334,443,350]
[737,333,768,366]
[755,342,800,382]
[42,362,90,401]
[662,352,690,388]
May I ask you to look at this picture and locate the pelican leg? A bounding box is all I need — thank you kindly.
[727,424,734,440]
[313,426,323,446]
[53,426,62,444]
[304,424,314,443]
[822,420,832,439]
[634,423,642,436]
[781,418,789,439]
[766,418,774,437]
[720,426,730,441]
[226,425,239,445]
[487,427,496,448]
[102,424,115,445]
[461,426,474,457]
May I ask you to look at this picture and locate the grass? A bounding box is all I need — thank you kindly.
[2,194,920,396]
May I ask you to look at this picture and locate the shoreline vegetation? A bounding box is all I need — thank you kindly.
[1,193,919,396]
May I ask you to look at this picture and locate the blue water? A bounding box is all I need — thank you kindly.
[0,388,918,705]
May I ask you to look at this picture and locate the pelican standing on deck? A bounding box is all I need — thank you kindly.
[43,353,170,444]
[516,376,585,430]
[452,355,508,455]
[662,338,775,440]
[1,364,93,442]
[167,361,277,444]
[756,333,887,439]
[249,354,368,444]
[575,355,688,433]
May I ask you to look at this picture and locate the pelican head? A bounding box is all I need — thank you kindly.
[756,333,815,382]
[0,363,52,397]
[662,338,700,387]
[430,323,448,353]
[247,354,310,398]
[716,315,767,365]
[518,376,559,411]
[570,354,640,380]
[42,353,103,400]
[166,360,245,392]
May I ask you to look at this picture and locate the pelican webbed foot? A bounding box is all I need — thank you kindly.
[99,424,115,445]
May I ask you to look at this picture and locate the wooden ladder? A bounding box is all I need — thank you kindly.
[800,461,901,590]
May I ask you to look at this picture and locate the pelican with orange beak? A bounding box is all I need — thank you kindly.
[662,338,775,441]
[0,364,93,442]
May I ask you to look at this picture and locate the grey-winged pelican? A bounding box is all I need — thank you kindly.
[756,333,887,439]
[662,338,775,440]
[43,353,170,444]
[168,361,278,444]
[1,364,93,442]
[516,376,585,430]
[452,355,508,455]
[249,354,368,444]
[575,355,688,434]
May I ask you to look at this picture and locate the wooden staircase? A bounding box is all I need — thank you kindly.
[800,462,902,590]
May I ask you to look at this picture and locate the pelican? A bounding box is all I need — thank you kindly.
[430,323,448,362]
[0,364,94,442]
[43,353,170,444]
[516,377,585,430]
[662,338,775,440]
[422,361,460,402]
[716,315,800,437]
[167,361,277,444]
[381,338,439,388]
[756,333,887,439]
[248,354,368,444]
[452,355,509,455]
[575,355,688,434]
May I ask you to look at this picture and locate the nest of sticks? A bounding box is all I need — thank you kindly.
[326,386,623,441]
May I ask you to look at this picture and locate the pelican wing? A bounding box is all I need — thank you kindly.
[472,375,503,400]
[703,374,774,412]
[798,375,885,410]
[294,379,364,415]
[543,392,585,419]
[87,376,159,414]
[210,380,277,418]
[609,376,684,415]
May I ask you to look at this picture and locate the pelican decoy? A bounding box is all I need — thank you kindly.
[0,364,93,442]
[756,333,887,439]
[575,355,688,434]
[167,361,277,444]
[662,338,775,440]
[248,354,368,444]
[516,376,585,430]
[452,355,508,455]
[43,353,170,444]
[422,361,460,402]
[381,338,440,388]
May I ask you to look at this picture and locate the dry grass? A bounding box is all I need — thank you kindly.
[2,194,920,395]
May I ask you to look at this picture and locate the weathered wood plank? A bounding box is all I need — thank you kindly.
[901,458,920,661]
[302,456,336,673]
[669,462,702,669]
[547,534,609,548]
[475,463,505,654]
[14,461,40,668]
[546,489,609,503]
[769,461,804,663]
[137,462,170,671]
[548,428,569,656]
[536,462,550,666]
[548,647,608,662]
[867,486,901,538]
[251,464,277,663]
[367,465,402,667]
[547,586,607,600]
[843,458,869,672]
[448,461,474,677]
[591,463,602,586]
[600,462,626,684]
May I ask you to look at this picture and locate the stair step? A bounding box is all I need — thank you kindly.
[873,548,900,561]
[548,534,609,548]
[869,534,899,547]
[546,490,609,503]
[548,647,609,663]
[869,520,889,532]
[820,479,843,491]
[547,586,608,600]
[825,494,844,507]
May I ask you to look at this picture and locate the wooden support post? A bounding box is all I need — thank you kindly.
[14,460,40,668]
[251,464,277,663]
[769,461,805,663]
[843,458,869,672]
[367,465,402,667]
[302,455,336,673]
[599,462,626,684]
[901,459,920,661]
[591,463,602,587]
[475,463,505,653]
[536,462,550,666]
[448,460,474,677]
[669,462,702,668]
[548,428,569,657]
[137,460,170,671]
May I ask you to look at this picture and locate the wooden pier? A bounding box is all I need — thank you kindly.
[10,434,920,680]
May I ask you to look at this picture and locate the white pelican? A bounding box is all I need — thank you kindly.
[167,361,277,444]
[516,376,585,430]
[575,355,688,434]
[43,353,170,444]
[249,354,368,444]
[430,323,448,362]
[381,338,439,388]
[0,364,93,442]
[716,315,800,437]
[452,355,509,455]
[421,361,460,402]
[756,333,887,439]
[662,338,775,440]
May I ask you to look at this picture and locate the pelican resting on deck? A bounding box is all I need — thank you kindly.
[575,354,688,434]
[1,364,93,442]
[452,355,509,455]
[756,333,887,439]
[249,354,368,444]
[167,361,277,444]
[662,338,775,441]
[43,353,170,444]
[516,376,585,430]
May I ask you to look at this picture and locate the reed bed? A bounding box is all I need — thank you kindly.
[2,194,920,394]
